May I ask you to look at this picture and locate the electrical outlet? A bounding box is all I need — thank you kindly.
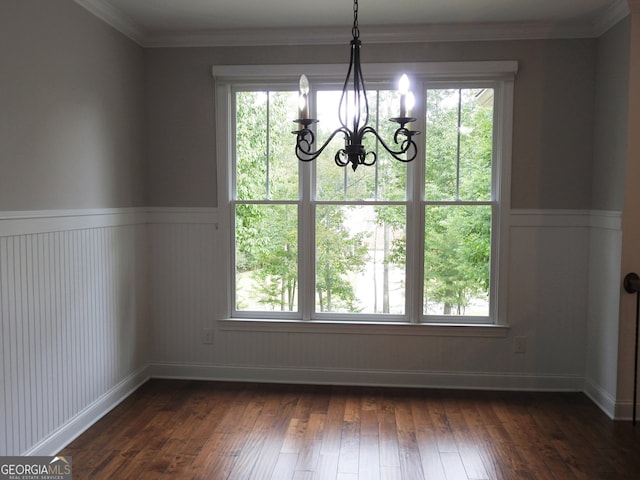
[202,327,214,344]
[514,336,527,354]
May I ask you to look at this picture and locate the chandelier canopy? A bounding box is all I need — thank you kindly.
[292,0,420,171]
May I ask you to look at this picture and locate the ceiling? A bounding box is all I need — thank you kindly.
[74,0,630,46]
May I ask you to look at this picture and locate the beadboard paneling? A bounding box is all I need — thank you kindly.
[0,211,149,455]
[148,209,611,397]
[585,213,623,418]
[148,210,219,365]
[1,206,626,456]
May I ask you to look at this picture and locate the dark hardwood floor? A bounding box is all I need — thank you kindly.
[61,379,640,479]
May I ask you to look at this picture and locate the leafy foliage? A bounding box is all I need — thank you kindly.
[315,206,368,312]
[248,205,298,311]
[423,89,494,315]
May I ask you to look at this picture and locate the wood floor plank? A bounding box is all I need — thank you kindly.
[314,453,340,480]
[359,430,381,480]
[426,392,458,454]
[440,451,469,480]
[489,395,562,480]
[336,393,360,476]
[379,464,403,479]
[271,452,298,480]
[531,393,626,479]
[319,387,347,456]
[196,391,266,478]
[378,394,401,470]
[294,411,326,474]
[442,393,489,480]
[335,474,358,480]
[410,395,448,480]
[59,380,640,480]
[281,389,315,454]
[229,387,298,480]
[456,393,511,480]
[67,381,170,477]
[393,395,425,480]
[168,387,237,473]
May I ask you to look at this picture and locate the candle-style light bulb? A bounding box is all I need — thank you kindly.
[399,74,410,117]
[299,95,307,116]
[299,74,310,120]
[399,74,410,95]
[299,74,309,95]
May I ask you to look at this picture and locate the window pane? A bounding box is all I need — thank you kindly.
[316,205,405,314]
[375,90,410,201]
[459,89,493,201]
[424,205,491,316]
[235,204,298,312]
[236,91,267,200]
[425,89,493,202]
[268,91,300,200]
[315,90,407,202]
[235,91,298,201]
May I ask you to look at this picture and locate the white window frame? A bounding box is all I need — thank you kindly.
[214,61,516,327]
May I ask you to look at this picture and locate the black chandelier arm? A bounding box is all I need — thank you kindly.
[359,125,419,163]
[338,38,370,133]
[334,148,376,169]
[294,125,351,162]
[339,42,356,130]
[294,127,315,153]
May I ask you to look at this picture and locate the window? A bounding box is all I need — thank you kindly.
[215,62,515,324]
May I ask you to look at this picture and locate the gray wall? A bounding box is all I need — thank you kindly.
[0,0,145,211]
[0,1,150,456]
[584,16,631,416]
[592,17,630,211]
[144,39,597,210]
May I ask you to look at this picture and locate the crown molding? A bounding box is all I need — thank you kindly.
[73,0,146,45]
[592,0,632,35]
[142,26,351,48]
[74,0,632,48]
[141,21,617,48]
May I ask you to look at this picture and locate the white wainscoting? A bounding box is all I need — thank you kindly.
[0,207,625,455]
[508,209,623,419]
[148,208,619,404]
[585,210,623,419]
[147,208,219,365]
[0,209,149,456]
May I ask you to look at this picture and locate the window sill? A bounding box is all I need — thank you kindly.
[218,318,509,338]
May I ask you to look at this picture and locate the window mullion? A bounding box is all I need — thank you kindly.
[375,92,380,200]
[300,87,316,321]
[455,88,462,201]
[265,91,271,199]
[300,184,313,321]
[406,82,426,324]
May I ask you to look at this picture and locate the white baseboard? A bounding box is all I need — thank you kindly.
[149,362,584,392]
[24,366,150,456]
[584,378,617,419]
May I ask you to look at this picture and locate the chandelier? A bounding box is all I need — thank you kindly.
[292,0,420,171]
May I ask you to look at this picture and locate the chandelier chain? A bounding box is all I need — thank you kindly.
[352,0,359,39]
